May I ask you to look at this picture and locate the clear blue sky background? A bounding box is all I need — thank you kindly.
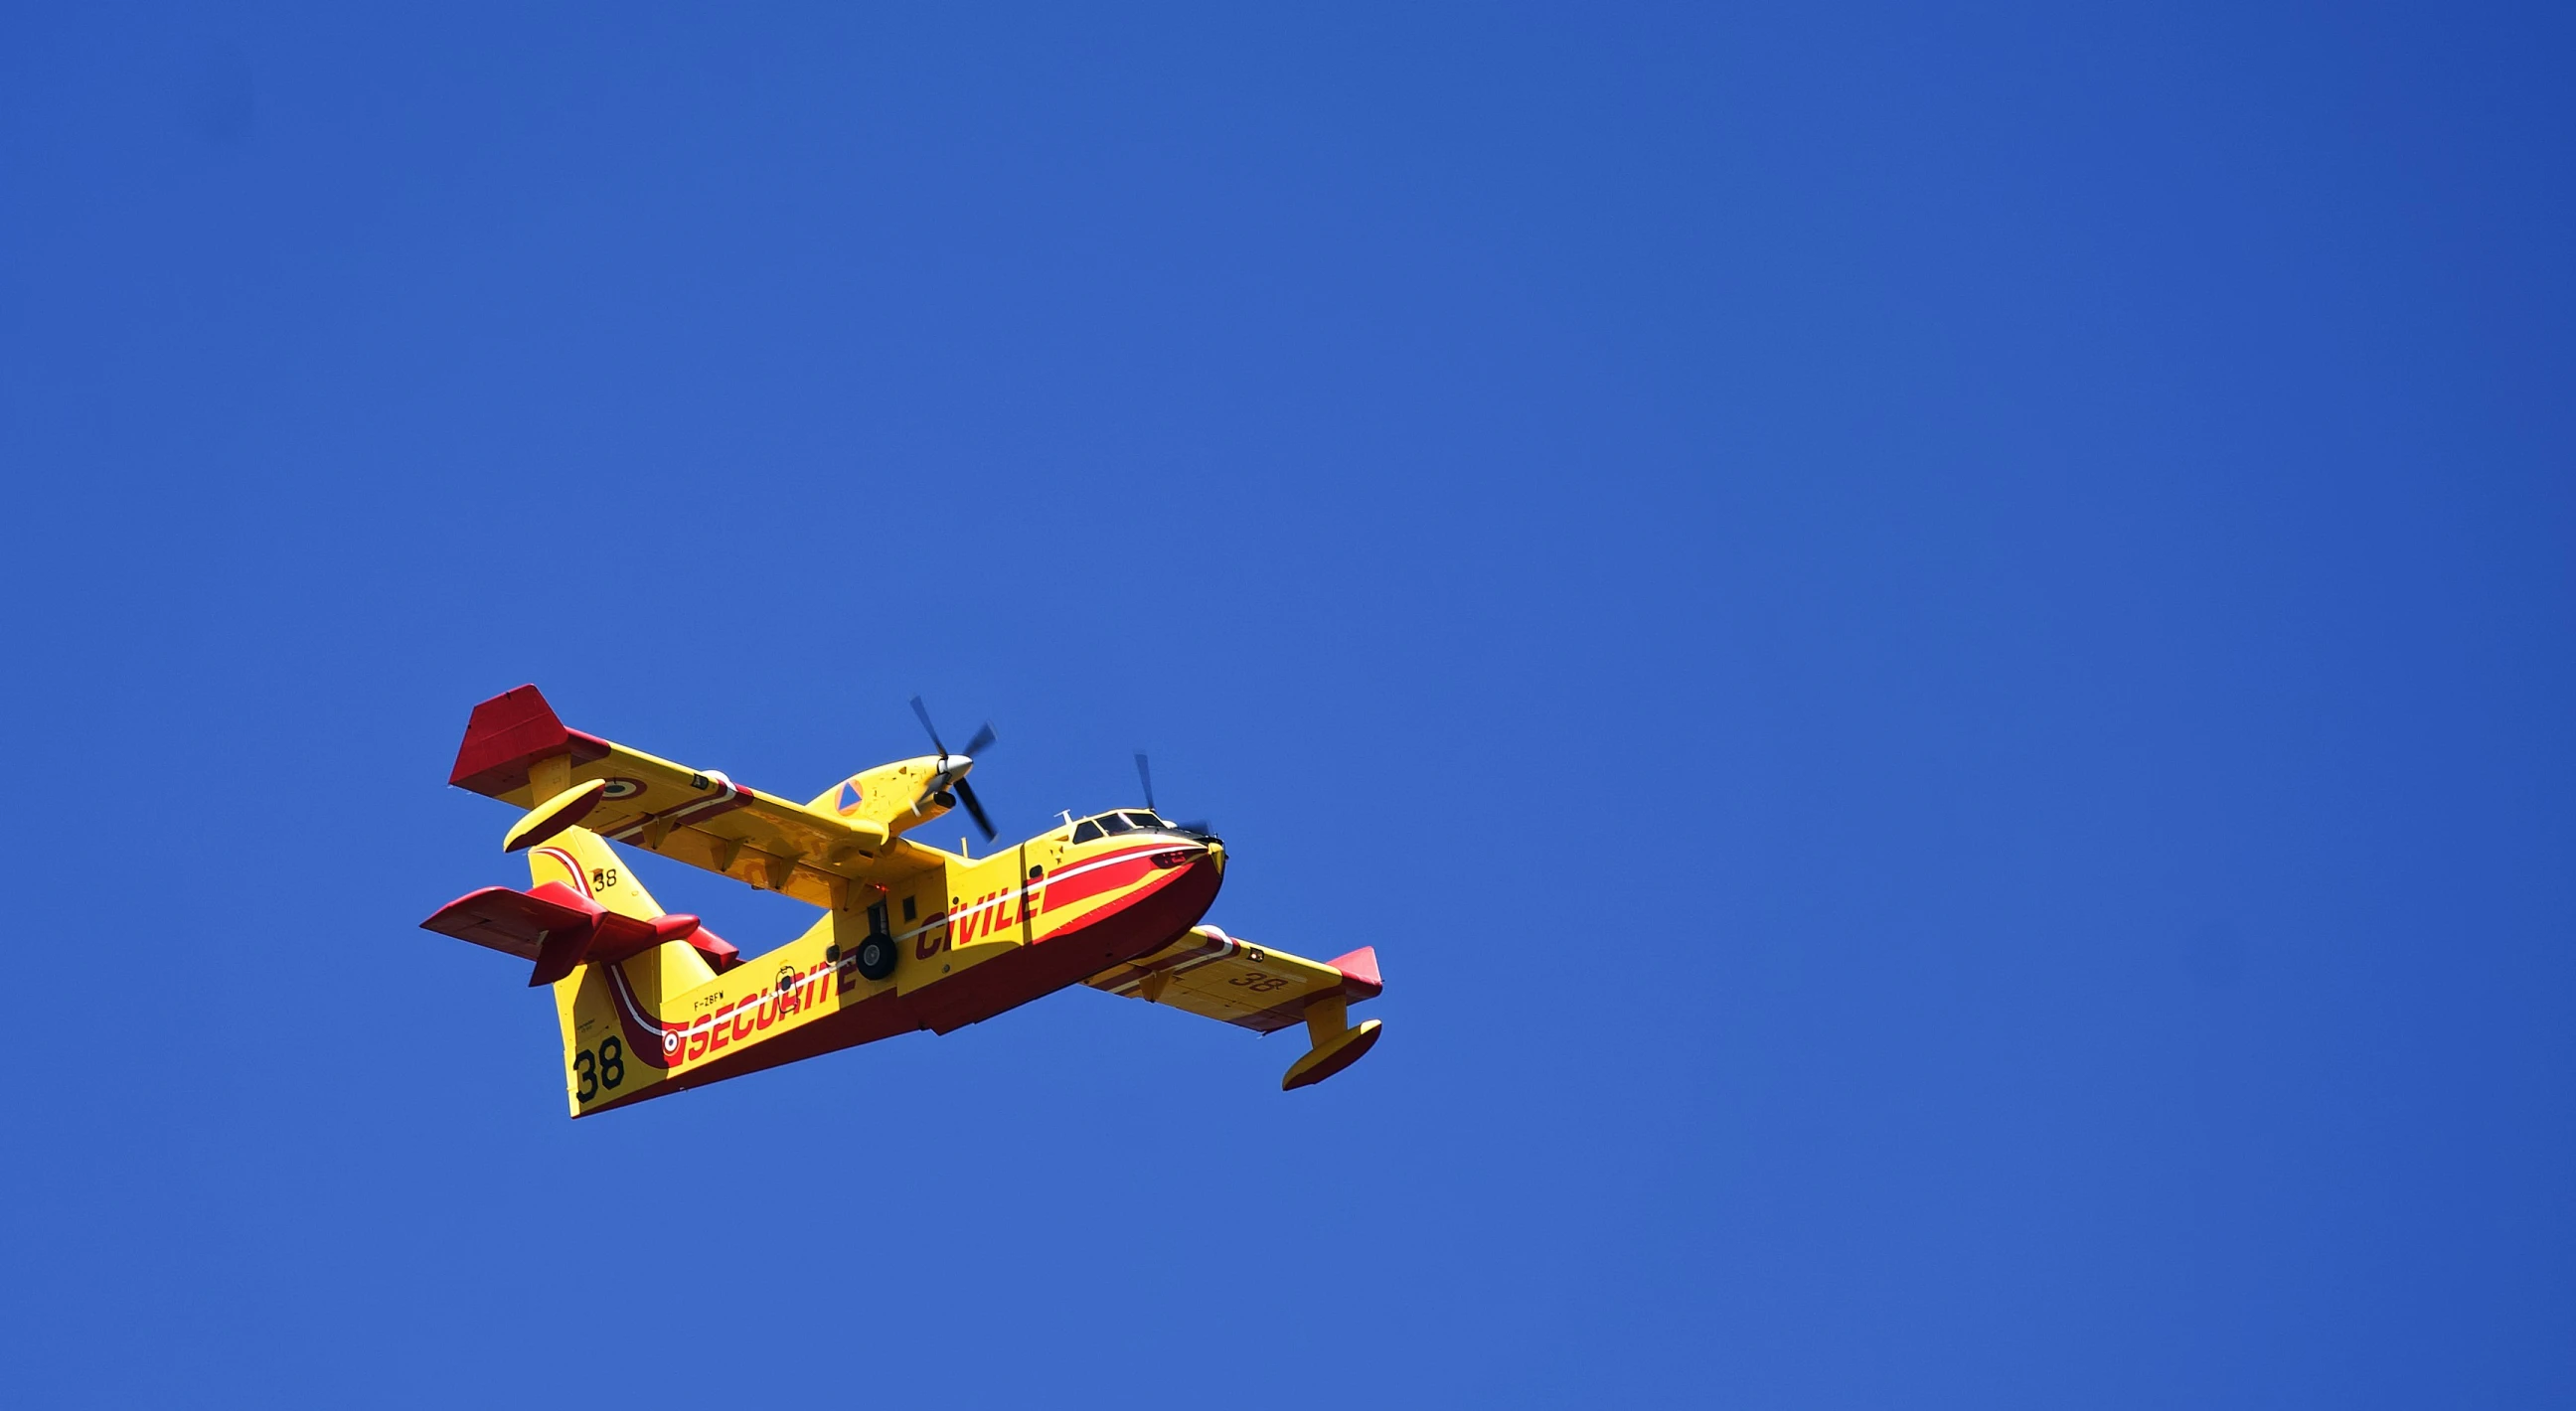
[4,5,2570,1406]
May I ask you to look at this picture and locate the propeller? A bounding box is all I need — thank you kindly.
[1134,751,1213,837]
[908,695,998,841]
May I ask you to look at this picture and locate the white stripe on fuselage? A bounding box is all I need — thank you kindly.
[594,837,1207,1039]
[893,838,1203,943]
[533,846,591,897]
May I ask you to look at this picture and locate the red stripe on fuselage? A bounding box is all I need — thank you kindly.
[1039,844,1171,915]
[534,846,590,897]
[604,964,678,1069]
[579,854,1224,1116]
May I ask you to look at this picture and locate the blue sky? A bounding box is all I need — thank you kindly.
[4,4,2571,1405]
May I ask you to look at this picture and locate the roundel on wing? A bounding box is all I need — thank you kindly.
[600,777,645,800]
[836,780,865,816]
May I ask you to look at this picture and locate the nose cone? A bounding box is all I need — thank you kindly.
[939,755,974,784]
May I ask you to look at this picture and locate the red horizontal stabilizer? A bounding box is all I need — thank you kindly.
[528,917,600,988]
[527,880,597,913]
[420,883,737,979]
[690,925,742,973]
[585,910,701,965]
[1327,946,1383,1001]
[420,884,596,961]
[448,684,613,796]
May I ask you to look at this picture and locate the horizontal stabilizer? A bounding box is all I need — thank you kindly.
[419,883,738,984]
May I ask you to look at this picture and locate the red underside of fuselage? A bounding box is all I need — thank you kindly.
[587,855,1223,1113]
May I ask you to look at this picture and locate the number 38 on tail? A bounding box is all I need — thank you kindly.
[420,686,1385,1117]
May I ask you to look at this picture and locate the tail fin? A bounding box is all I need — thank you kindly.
[417,822,747,1113]
[526,828,664,921]
[509,828,739,975]
[522,828,733,1117]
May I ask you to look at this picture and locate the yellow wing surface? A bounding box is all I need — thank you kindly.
[1087,926,1385,1088]
[448,686,942,908]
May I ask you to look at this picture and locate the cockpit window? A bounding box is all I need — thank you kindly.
[1070,819,1103,844]
[1098,813,1136,835]
[1123,812,1163,830]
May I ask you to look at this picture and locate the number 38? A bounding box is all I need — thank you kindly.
[573,1036,626,1102]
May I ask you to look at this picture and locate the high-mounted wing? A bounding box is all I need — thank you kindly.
[447,686,943,908]
[1087,927,1385,1088]
[1086,927,1380,1031]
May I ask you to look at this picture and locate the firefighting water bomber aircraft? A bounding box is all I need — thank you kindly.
[420,686,1384,1117]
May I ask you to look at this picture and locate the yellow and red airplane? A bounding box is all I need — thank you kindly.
[420,686,1384,1117]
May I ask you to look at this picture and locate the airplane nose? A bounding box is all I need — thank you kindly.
[1205,840,1225,875]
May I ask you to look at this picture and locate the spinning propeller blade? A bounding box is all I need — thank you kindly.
[1135,751,1214,838]
[908,694,999,840]
[908,696,947,758]
[953,778,997,841]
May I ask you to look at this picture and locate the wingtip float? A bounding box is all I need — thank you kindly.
[500,778,608,854]
[421,684,1386,1117]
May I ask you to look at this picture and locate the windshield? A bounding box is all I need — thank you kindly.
[1073,810,1176,839]
[1071,810,1180,841]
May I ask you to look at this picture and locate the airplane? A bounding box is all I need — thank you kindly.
[419,685,1384,1117]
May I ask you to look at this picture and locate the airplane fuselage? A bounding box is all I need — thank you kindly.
[556,817,1224,1115]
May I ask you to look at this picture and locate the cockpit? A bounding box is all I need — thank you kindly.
[1069,810,1171,845]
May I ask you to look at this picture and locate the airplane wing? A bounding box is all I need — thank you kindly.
[1088,927,1385,1088]
[447,685,943,908]
[1085,927,1383,1034]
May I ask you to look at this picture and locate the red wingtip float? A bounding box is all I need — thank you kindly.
[420,686,1387,1116]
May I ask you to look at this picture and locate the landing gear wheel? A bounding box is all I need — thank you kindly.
[857,933,898,981]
